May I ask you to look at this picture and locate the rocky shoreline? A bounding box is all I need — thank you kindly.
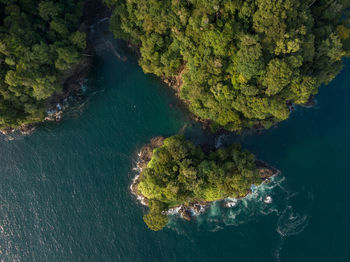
[130,137,279,222]
[161,64,317,135]
[42,0,110,125]
[130,136,165,206]
[161,66,214,131]
[0,0,108,136]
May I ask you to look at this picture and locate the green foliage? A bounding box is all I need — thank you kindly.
[107,0,350,131]
[137,135,260,230]
[143,200,168,231]
[0,0,86,129]
[143,212,168,231]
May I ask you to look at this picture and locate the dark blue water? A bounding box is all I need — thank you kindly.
[0,21,349,261]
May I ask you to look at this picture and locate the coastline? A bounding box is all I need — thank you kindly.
[0,0,109,136]
[161,65,214,131]
[161,66,317,135]
[130,137,280,221]
[43,0,110,124]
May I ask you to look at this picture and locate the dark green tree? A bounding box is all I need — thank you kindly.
[137,135,263,230]
[106,0,350,131]
[0,0,86,129]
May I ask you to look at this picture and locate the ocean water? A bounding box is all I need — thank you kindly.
[0,21,350,262]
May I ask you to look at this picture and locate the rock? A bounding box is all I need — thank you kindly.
[259,168,275,179]
[179,206,192,221]
[149,136,165,148]
[263,177,271,184]
[181,210,192,221]
[19,124,36,135]
[193,204,201,213]
[0,128,14,135]
[130,137,166,208]
[138,136,164,166]
[301,95,317,108]
[256,160,279,179]
[137,161,148,170]
[55,111,63,122]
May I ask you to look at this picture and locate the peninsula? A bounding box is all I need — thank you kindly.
[107,0,350,131]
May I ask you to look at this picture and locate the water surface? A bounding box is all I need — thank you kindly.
[0,21,349,261]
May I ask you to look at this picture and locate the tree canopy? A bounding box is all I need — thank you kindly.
[0,0,86,129]
[106,0,350,131]
[136,135,261,230]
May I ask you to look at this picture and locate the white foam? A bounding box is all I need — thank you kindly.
[167,206,182,215]
[264,196,273,204]
[224,198,238,208]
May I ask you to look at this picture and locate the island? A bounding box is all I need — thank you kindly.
[131,135,278,231]
[107,0,350,132]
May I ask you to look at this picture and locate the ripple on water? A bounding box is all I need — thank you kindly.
[165,175,313,242]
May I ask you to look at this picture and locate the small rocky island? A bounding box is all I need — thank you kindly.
[131,135,278,231]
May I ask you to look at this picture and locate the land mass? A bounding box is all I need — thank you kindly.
[106,0,350,132]
[2,0,350,134]
[131,135,278,231]
[0,0,111,134]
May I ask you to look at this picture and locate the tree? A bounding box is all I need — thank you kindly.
[106,0,350,131]
[143,212,168,231]
[143,200,169,231]
[263,59,293,96]
[38,1,61,21]
[0,0,87,129]
[137,135,262,230]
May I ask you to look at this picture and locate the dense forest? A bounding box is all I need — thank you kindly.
[0,0,86,129]
[106,0,350,131]
[136,135,262,231]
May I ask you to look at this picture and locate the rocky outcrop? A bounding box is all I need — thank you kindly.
[162,64,186,95]
[131,139,279,221]
[137,136,165,170]
[130,137,165,204]
[179,207,192,221]
[256,160,280,183]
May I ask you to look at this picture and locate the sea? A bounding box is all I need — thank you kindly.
[0,19,349,262]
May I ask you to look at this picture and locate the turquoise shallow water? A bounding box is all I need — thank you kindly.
[0,21,350,261]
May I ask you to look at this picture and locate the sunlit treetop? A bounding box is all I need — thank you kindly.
[106,0,350,131]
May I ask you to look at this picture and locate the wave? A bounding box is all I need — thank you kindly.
[273,186,313,261]
[129,148,313,261]
[165,175,314,259]
[165,175,284,232]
